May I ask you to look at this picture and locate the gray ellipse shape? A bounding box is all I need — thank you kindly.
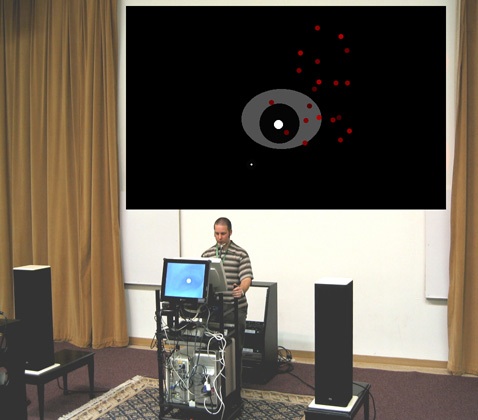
[241,89,322,150]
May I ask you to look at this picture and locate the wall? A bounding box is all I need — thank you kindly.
[119,0,455,362]
[123,209,449,361]
[180,210,448,361]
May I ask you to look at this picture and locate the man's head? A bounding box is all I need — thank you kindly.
[214,217,232,246]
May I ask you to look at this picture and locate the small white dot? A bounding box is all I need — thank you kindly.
[274,120,284,129]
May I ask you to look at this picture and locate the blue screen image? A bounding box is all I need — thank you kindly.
[164,262,206,299]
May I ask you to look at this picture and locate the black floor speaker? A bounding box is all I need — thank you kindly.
[314,278,353,407]
[0,319,27,419]
[13,265,55,371]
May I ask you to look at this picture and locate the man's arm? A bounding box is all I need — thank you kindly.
[233,277,252,298]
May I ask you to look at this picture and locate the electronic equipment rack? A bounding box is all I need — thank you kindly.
[155,289,243,420]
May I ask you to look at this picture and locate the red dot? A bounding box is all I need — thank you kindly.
[298,50,304,56]
[333,80,339,86]
[316,115,322,121]
[303,118,309,123]
[315,25,321,31]
[311,86,318,92]
[336,115,342,120]
[338,33,344,40]
[315,58,321,64]
[347,128,352,134]
[302,140,309,146]
[338,137,344,143]
[296,67,302,74]
[269,100,274,105]
[284,130,290,136]
[316,79,322,85]
[330,117,336,123]
[345,80,351,86]
[344,47,350,53]
[307,103,312,109]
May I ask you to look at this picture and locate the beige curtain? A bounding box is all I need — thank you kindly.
[0,0,128,349]
[448,0,478,375]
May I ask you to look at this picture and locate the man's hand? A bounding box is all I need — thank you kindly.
[232,283,244,298]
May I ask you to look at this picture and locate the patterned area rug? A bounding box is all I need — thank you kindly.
[59,375,313,420]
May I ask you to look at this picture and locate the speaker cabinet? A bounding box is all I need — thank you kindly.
[0,319,27,419]
[314,278,353,407]
[13,265,55,371]
[242,282,278,384]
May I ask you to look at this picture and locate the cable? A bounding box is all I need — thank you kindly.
[158,299,234,419]
[150,333,158,350]
[276,345,314,391]
[202,329,227,416]
[165,351,195,404]
[286,369,315,391]
[277,345,294,373]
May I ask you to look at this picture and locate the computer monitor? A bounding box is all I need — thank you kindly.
[161,258,210,303]
[160,257,229,304]
[206,257,228,295]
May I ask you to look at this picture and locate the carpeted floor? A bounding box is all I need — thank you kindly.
[28,342,478,419]
[59,375,314,420]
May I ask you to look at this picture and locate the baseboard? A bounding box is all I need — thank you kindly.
[129,337,448,370]
[353,354,448,370]
[280,349,448,370]
[129,337,154,349]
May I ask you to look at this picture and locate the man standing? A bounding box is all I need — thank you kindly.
[201,217,253,388]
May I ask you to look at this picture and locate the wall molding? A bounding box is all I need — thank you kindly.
[129,337,448,370]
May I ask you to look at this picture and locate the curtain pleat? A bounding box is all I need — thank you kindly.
[0,0,128,349]
[448,0,478,375]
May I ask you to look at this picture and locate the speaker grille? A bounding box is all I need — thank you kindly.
[314,278,353,407]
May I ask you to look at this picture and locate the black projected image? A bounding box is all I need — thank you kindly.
[126,6,445,210]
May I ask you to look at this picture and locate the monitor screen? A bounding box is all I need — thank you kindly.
[161,258,210,302]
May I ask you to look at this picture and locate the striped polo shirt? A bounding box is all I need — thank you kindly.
[201,240,253,310]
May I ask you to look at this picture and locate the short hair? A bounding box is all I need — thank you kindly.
[214,217,232,231]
